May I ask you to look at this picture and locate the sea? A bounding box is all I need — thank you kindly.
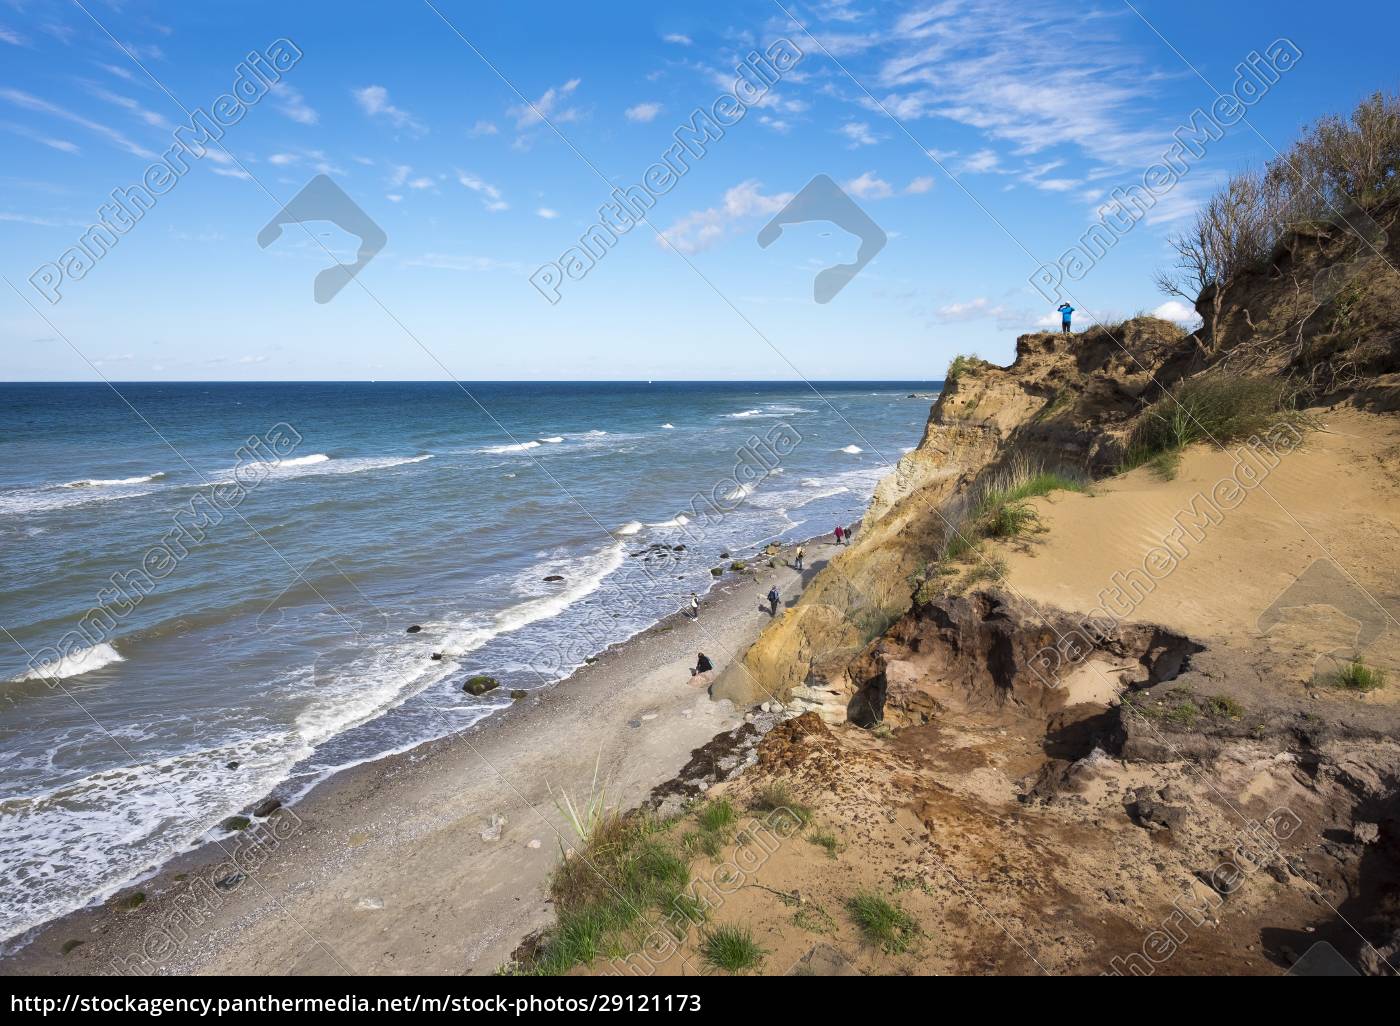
[0,380,937,943]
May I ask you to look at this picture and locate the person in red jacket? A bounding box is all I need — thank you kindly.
[834,524,844,545]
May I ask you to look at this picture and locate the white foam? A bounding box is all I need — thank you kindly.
[801,478,824,487]
[728,409,762,418]
[12,643,124,683]
[60,472,165,488]
[439,543,625,660]
[661,423,675,429]
[840,445,864,454]
[537,436,564,444]
[725,482,757,501]
[615,521,643,536]
[647,514,689,528]
[481,441,540,454]
[277,454,331,468]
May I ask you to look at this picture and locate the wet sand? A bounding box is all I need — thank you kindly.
[2,536,841,976]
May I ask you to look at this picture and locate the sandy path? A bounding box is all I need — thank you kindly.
[3,540,837,976]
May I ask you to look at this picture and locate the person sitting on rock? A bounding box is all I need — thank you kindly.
[691,652,713,677]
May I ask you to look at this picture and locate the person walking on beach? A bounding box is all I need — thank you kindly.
[834,524,844,545]
[794,545,805,572]
[691,652,713,677]
[688,592,700,621]
[766,585,780,617]
[846,522,856,543]
[1057,303,1074,333]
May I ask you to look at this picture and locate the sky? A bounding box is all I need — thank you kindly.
[0,0,1396,381]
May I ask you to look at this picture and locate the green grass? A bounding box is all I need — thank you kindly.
[1120,374,1296,478]
[1204,694,1244,718]
[847,891,918,954]
[700,923,765,973]
[939,458,1087,565]
[749,782,811,825]
[528,811,704,975]
[945,354,991,382]
[1330,658,1386,692]
[1126,687,1201,727]
[807,830,840,858]
[696,798,737,833]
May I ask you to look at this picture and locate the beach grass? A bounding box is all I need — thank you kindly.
[749,781,812,825]
[1330,658,1386,691]
[1120,374,1296,479]
[847,891,918,954]
[700,923,765,973]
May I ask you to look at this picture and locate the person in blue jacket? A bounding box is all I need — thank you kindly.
[1057,303,1074,333]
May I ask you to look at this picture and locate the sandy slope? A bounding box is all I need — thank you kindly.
[611,408,1400,976]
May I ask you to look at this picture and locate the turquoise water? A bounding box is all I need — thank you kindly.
[0,380,936,940]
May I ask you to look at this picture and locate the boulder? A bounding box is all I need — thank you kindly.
[221,815,251,833]
[543,575,564,583]
[464,675,500,696]
[406,625,422,634]
[511,689,529,701]
[252,798,282,818]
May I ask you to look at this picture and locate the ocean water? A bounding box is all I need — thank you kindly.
[0,380,936,941]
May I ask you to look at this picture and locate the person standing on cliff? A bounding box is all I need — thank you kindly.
[766,585,780,617]
[794,545,805,571]
[1057,302,1074,333]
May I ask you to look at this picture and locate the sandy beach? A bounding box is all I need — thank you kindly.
[1,534,843,976]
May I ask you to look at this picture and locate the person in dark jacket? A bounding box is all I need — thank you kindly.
[766,586,780,616]
[691,652,713,676]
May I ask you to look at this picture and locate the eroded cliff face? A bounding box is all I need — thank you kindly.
[712,316,1190,707]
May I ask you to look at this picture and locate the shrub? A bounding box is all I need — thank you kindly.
[946,354,992,382]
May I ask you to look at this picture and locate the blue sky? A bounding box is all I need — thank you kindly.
[1,0,1395,381]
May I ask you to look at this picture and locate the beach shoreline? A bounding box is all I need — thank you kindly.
[1,529,845,976]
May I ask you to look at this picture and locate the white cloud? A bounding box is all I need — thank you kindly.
[663,33,692,45]
[352,85,426,134]
[624,102,663,123]
[1,25,28,46]
[508,78,582,131]
[904,176,935,194]
[845,171,893,200]
[1151,300,1202,326]
[211,167,251,181]
[456,171,508,211]
[470,120,499,136]
[839,121,878,147]
[269,153,298,166]
[959,149,1000,173]
[536,207,559,219]
[659,180,794,254]
[386,194,403,203]
[271,83,317,125]
[872,0,1167,168]
[0,87,157,158]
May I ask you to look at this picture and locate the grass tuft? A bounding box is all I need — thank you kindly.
[1330,658,1386,692]
[700,923,765,973]
[1120,374,1296,478]
[847,891,918,954]
[749,782,811,825]
[807,830,840,858]
[696,798,737,834]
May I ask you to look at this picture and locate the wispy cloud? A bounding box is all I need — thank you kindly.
[838,121,879,147]
[352,85,426,135]
[659,180,794,254]
[456,171,508,211]
[536,207,559,219]
[663,33,693,46]
[0,87,157,158]
[271,83,317,125]
[624,102,663,123]
[845,171,892,199]
[508,78,583,131]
